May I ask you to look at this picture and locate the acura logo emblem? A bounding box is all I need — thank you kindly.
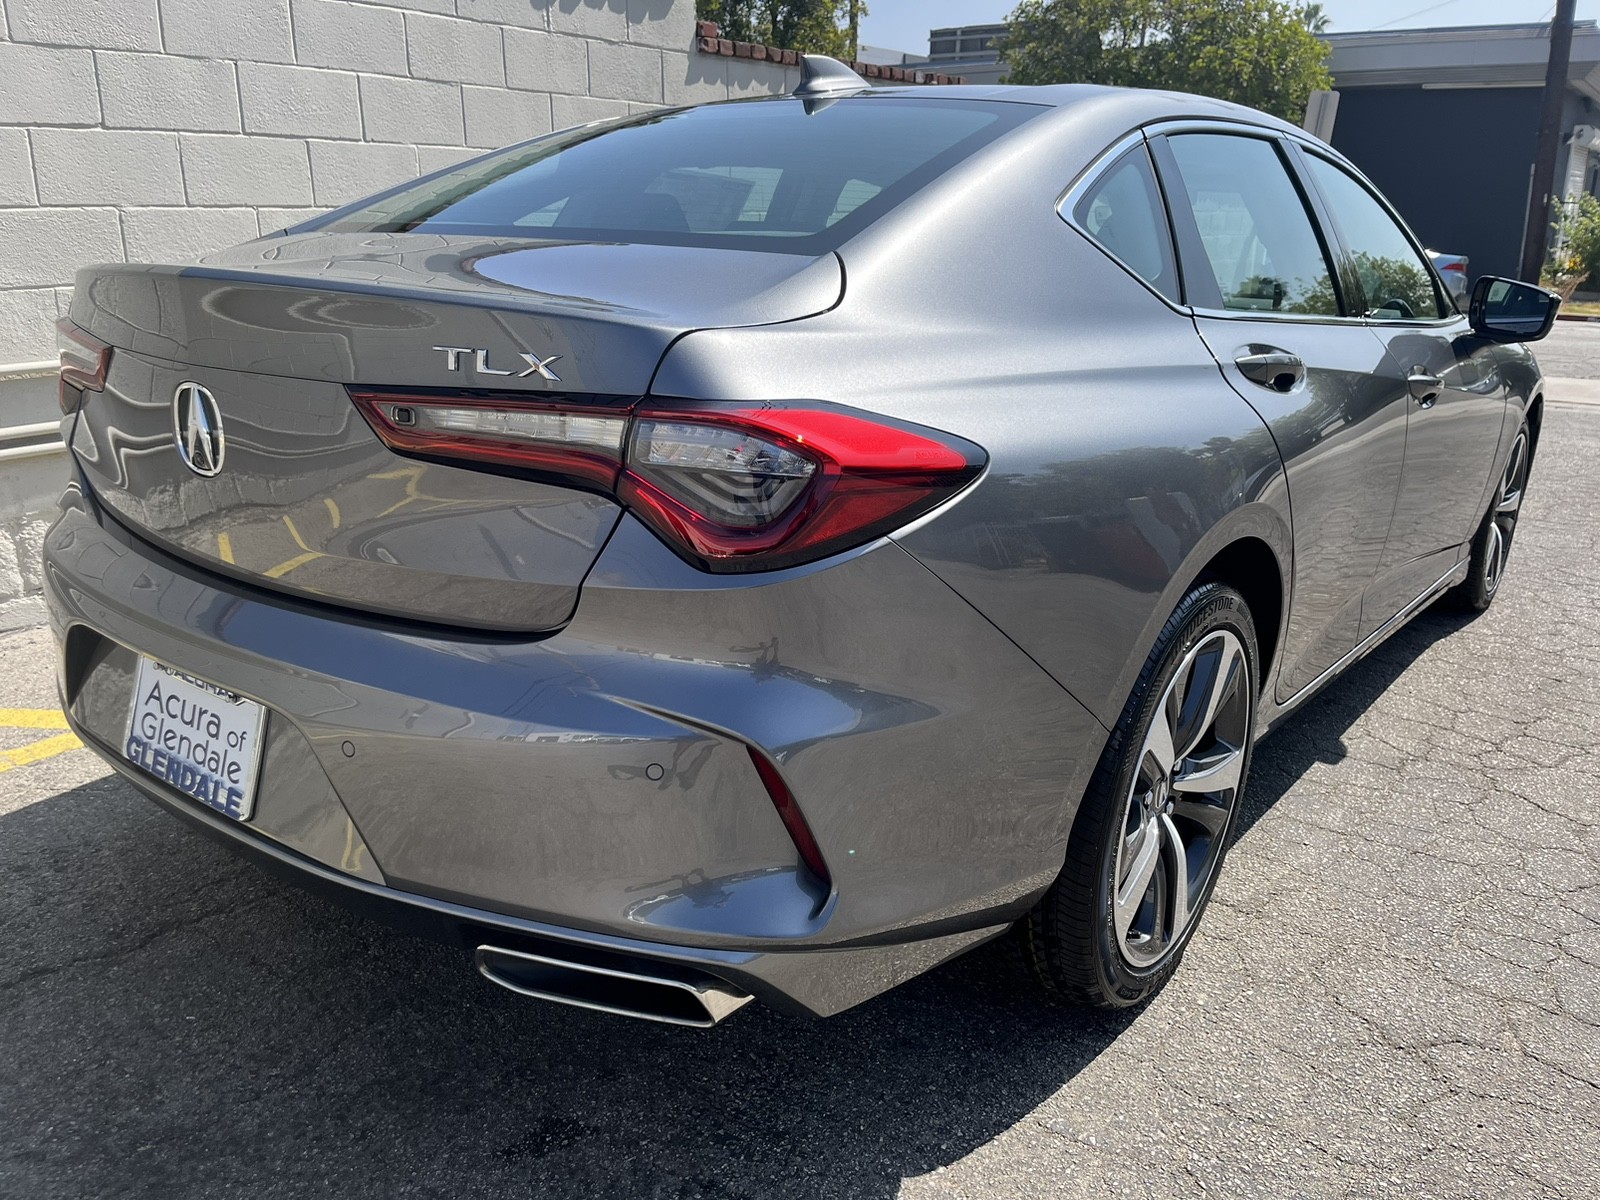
[173,382,225,477]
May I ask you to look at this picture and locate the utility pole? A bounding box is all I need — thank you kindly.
[1519,0,1577,283]
[847,0,861,62]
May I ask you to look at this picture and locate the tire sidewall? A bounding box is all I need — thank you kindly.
[1089,584,1259,1006]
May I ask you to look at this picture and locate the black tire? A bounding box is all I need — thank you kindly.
[1450,421,1531,613]
[1014,582,1259,1008]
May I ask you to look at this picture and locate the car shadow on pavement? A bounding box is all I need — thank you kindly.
[0,607,1472,1200]
[1238,603,1475,838]
[0,773,1142,1198]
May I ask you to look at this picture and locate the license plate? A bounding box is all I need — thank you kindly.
[123,657,266,822]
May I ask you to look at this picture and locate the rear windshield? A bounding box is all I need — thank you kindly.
[309,95,1041,254]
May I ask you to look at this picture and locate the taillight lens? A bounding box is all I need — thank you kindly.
[350,391,986,573]
[620,405,983,571]
[57,318,111,415]
[629,419,817,527]
[349,391,631,490]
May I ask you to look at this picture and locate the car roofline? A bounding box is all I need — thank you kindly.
[736,81,1307,137]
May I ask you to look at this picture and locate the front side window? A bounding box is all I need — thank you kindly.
[1072,145,1180,303]
[1302,155,1445,321]
[1165,134,1342,317]
[311,97,1041,255]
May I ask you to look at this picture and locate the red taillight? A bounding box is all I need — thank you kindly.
[349,391,985,573]
[619,405,982,570]
[57,318,111,415]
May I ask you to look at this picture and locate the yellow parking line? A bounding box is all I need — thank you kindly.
[0,706,83,773]
[340,818,367,874]
[0,732,83,773]
[264,551,321,579]
[217,532,235,563]
[282,515,314,552]
[373,495,418,519]
[264,514,330,578]
[0,707,71,730]
[324,497,341,529]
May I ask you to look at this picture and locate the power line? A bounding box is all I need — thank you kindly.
[1374,0,1466,30]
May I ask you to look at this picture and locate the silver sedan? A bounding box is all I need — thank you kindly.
[45,57,1556,1024]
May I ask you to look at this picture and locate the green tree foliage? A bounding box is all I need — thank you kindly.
[999,0,1333,122]
[1348,252,1436,317]
[1546,192,1600,296]
[1282,254,1435,319]
[696,1,866,59]
[697,1,761,43]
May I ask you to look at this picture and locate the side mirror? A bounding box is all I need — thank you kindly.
[1468,276,1560,343]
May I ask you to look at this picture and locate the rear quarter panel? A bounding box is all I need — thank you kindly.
[652,107,1291,729]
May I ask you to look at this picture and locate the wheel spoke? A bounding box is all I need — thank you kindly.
[1158,812,1192,939]
[1171,740,1244,798]
[1143,701,1176,777]
[1114,818,1161,941]
[1485,523,1505,590]
[1497,435,1526,514]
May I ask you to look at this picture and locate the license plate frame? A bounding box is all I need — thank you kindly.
[123,656,266,822]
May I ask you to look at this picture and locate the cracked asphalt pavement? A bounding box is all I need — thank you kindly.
[3,342,1598,1199]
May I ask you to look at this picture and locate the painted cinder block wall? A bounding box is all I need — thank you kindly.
[0,0,796,626]
[0,0,802,369]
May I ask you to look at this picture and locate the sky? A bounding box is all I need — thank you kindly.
[860,0,1600,55]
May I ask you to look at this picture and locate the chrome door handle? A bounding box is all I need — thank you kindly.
[1235,352,1305,393]
[1408,369,1443,408]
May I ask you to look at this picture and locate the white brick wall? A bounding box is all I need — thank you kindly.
[0,0,794,367]
[97,53,244,132]
[33,129,185,206]
[179,135,316,207]
[239,63,364,139]
[7,0,161,52]
[358,73,469,144]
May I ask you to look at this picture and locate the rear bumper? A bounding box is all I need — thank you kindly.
[69,724,1002,1019]
[43,480,1106,1016]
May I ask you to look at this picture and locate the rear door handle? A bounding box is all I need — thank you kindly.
[1234,351,1305,393]
[1408,369,1443,408]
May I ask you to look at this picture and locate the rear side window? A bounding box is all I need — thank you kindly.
[312,97,1041,255]
[1301,155,1445,321]
[1072,145,1180,303]
[1164,134,1342,317]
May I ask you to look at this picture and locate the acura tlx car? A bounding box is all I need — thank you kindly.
[45,57,1558,1026]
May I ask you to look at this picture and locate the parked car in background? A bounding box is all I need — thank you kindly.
[1429,250,1471,308]
[45,57,1558,1025]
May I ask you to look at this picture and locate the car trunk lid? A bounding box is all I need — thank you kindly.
[66,235,843,631]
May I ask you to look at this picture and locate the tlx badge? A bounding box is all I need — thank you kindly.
[432,346,562,382]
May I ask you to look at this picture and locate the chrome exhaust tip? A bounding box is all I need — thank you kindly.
[474,944,754,1028]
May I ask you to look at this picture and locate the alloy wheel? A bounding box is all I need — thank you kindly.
[1484,429,1529,597]
[1113,629,1251,967]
